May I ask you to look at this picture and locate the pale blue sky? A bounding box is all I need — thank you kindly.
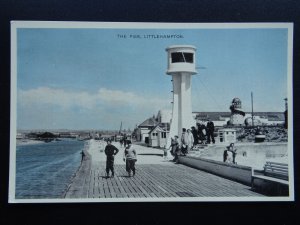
[17,28,288,130]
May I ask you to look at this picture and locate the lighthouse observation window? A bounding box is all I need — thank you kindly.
[171,52,193,63]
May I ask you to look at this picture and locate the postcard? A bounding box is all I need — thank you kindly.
[9,21,294,203]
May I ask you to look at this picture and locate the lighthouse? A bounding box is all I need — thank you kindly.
[165,45,198,148]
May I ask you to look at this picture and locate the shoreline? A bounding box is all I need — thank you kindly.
[63,141,92,198]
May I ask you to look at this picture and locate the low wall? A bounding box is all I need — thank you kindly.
[178,156,252,186]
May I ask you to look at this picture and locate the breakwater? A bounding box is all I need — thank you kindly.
[63,147,92,198]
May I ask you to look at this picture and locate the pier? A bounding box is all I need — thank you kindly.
[64,140,263,199]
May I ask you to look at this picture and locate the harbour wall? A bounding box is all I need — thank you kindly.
[63,149,91,198]
[178,156,253,186]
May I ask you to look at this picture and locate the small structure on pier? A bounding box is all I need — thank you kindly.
[148,125,169,148]
[217,128,237,144]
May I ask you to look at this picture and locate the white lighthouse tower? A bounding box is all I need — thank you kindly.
[166,45,198,148]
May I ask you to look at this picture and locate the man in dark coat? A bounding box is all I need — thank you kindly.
[191,126,198,145]
[104,140,119,178]
[197,122,206,144]
[206,119,215,144]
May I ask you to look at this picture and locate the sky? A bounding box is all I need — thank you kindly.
[16,26,289,130]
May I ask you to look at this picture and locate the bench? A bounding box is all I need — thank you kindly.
[251,161,289,192]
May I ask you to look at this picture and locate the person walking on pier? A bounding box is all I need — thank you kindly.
[104,140,119,178]
[123,140,137,177]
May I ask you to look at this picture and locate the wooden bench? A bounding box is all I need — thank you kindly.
[251,161,289,190]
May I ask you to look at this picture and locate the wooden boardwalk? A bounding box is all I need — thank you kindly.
[64,160,263,199]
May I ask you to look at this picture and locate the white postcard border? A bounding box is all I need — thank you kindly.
[9,21,294,203]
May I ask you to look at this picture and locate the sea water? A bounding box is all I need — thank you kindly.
[16,139,85,199]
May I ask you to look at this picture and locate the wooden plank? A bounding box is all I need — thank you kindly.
[139,165,184,196]
[130,176,152,198]
[128,177,146,198]
[265,164,288,170]
[99,180,106,198]
[137,167,162,197]
[137,179,158,197]
[139,166,178,197]
[81,169,92,198]
[88,169,95,198]
[120,173,136,198]
[266,161,288,166]
[103,187,111,198]
[93,169,100,198]
[106,177,117,198]
[139,167,171,197]
[65,156,263,199]
[126,177,143,198]
[148,169,180,197]
[134,168,160,197]
[114,176,129,198]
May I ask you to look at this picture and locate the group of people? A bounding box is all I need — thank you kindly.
[168,128,193,162]
[119,135,128,147]
[104,139,137,178]
[194,119,216,145]
[168,120,216,162]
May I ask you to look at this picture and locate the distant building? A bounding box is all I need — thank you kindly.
[194,97,285,127]
[148,125,169,148]
[136,116,159,143]
[194,112,231,127]
[244,112,285,126]
[194,111,285,127]
[59,132,77,138]
[77,132,91,140]
[16,133,25,139]
[136,105,284,146]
